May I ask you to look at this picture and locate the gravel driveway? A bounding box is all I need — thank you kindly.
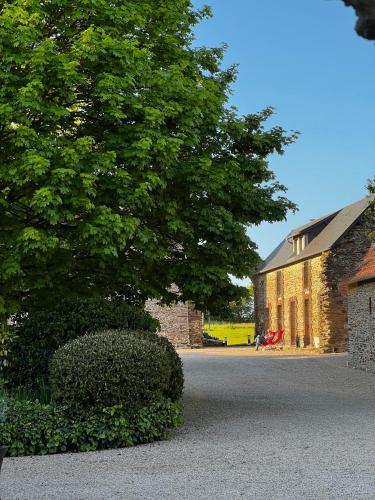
[2,351,375,500]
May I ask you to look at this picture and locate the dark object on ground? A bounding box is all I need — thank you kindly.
[202,337,225,346]
[202,331,225,346]
[0,445,7,472]
[5,298,158,388]
[344,0,375,39]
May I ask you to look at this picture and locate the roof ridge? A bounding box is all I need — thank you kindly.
[256,195,374,275]
[291,194,374,236]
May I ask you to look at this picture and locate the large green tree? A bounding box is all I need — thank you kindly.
[0,0,297,317]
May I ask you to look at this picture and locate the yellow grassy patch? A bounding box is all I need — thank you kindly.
[203,323,255,346]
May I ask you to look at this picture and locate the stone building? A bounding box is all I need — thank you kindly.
[254,196,374,352]
[345,245,375,372]
[145,300,203,348]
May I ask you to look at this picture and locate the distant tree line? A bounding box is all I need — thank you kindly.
[207,284,254,323]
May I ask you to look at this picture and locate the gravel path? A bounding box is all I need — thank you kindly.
[2,351,375,500]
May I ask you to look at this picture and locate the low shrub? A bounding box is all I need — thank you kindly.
[5,297,158,387]
[0,398,183,457]
[0,324,17,370]
[0,393,8,424]
[49,330,172,416]
[5,379,52,405]
[113,329,184,402]
[148,333,183,402]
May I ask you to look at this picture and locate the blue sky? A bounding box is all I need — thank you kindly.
[192,0,375,271]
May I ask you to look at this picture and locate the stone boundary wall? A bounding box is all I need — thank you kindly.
[188,303,204,346]
[145,300,203,348]
[347,282,375,373]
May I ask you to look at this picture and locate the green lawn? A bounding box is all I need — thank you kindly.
[203,323,255,346]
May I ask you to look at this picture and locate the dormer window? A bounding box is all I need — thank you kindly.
[293,235,307,256]
[292,237,299,255]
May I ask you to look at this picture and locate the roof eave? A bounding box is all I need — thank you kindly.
[348,275,375,287]
[255,249,326,275]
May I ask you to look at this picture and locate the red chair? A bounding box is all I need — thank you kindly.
[261,329,284,347]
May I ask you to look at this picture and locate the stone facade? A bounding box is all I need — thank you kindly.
[145,300,203,348]
[254,204,375,353]
[347,281,375,373]
[255,255,325,349]
[320,212,375,351]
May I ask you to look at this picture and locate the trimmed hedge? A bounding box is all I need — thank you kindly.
[49,331,172,416]
[5,298,158,387]
[0,398,183,457]
[110,329,184,402]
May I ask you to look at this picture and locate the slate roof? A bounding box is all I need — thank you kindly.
[347,245,375,285]
[256,195,374,275]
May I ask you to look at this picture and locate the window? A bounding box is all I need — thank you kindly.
[303,261,310,290]
[293,238,298,255]
[276,271,283,297]
[293,235,307,256]
[289,300,297,346]
[304,298,311,346]
[298,236,304,254]
[277,304,283,330]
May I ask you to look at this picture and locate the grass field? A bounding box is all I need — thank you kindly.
[203,323,255,346]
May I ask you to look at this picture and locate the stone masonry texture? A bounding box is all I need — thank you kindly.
[347,281,375,373]
[145,300,203,348]
[254,209,374,353]
[255,255,324,349]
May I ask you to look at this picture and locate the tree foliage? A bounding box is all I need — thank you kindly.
[4,297,158,387]
[343,0,375,40]
[367,177,375,194]
[0,0,297,316]
[209,284,254,323]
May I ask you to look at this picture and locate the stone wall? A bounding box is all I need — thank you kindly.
[322,211,374,352]
[145,300,203,348]
[255,255,325,348]
[188,303,204,346]
[254,208,375,352]
[347,282,375,373]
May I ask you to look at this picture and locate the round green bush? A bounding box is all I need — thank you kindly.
[6,298,158,387]
[115,330,184,401]
[49,330,172,416]
[144,333,183,402]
